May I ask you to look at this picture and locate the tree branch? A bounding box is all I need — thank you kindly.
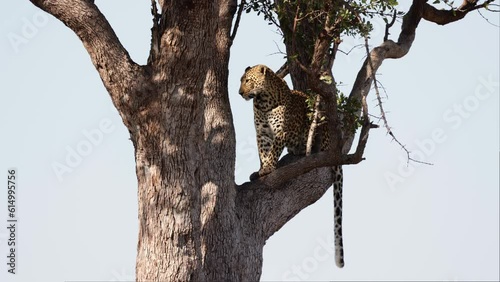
[237,166,333,239]
[275,62,289,79]
[236,144,370,238]
[29,0,146,124]
[422,0,495,25]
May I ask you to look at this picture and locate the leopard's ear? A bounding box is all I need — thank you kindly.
[259,65,266,75]
[245,66,251,72]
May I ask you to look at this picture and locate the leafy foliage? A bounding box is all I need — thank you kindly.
[245,0,400,38]
[305,85,362,135]
[337,92,363,134]
[244,0,276,23]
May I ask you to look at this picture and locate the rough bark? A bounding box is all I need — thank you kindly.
[28,0,489,280]
[133,1,239,280]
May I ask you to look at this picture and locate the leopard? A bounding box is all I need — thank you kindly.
[238,64,345,268]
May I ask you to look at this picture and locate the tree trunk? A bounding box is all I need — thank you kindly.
[132,1,247,280]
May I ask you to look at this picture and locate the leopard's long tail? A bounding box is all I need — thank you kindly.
[333,165,344,268]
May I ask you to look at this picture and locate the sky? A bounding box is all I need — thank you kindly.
[0,1,499,281]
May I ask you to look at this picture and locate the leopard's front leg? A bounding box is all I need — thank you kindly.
[250,108,285,181]
[250,131,285,181]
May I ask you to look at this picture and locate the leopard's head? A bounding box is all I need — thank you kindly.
[238,65,271,101]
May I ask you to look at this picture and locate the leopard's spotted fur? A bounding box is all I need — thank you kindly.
[239,64,345,267]
[239,65,308,178]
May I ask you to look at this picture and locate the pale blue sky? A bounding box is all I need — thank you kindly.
[0,1,499,281]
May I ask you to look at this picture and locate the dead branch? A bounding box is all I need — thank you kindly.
[363,36,431,166]
[306,95,322,156]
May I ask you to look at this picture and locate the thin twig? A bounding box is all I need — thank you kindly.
[337,44,365,56]
[267,41,287,59]
[477,8,500,27]
[363,36,432,166]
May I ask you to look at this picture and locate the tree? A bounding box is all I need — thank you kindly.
[26,0,497,281]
